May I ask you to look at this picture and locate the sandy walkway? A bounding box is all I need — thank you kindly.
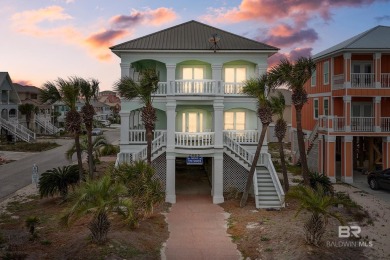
[163,194,241,260]
[334,184,390,259]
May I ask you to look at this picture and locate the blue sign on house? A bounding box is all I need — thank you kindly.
[186,156,203,165]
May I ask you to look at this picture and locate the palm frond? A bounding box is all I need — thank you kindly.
[40,81,61,104]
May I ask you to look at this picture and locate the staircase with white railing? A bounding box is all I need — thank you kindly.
[35,116,60,135]
[223,134,285,208]
[115,131,167,166]
[0,117,36,143]
[306,121,319,155]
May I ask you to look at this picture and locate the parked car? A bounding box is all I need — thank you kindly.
[92,128,103,136]
[99,120,111,127]
[367,168,390,190]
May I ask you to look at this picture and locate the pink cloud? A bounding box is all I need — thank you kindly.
[11,6,178,61]
[14,80,34,86]
[203,0,383,24]
[110,7,177,29]
[258,24,318,48]
[268,48,313,68]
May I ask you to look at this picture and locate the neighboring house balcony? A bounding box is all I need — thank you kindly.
[319,115,390,133]
[330,53,390,91]
[333,73,390,89]
[126,129,259,149]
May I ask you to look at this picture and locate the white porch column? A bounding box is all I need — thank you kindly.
[212,64,223,94]
[374,97,381,132]
[255,61,268,77]
[166,64,176,95]
[119,111,130,145]
[166,152,176,203]
[343,95,351,132]
[120,63,131,78]
[213,99,224,148]
[343,53,351,88]
[212,152,224,204]
[166,100,176,151]
[374,53,381,88]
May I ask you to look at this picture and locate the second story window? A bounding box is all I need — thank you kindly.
[224,111,245,130]
[183,67,203,80]
[225,67,246,94]
[314,99,319,119]
[323,61,329,85]
[311,69,316,87]
[323,98,329,116]
[182,67,204,93]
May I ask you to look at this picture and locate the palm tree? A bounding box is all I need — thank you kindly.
[18,103,36,130]
[66,135,109,168]
[40,78,84,179]
[270,91,289,192]
[78,77,100,178]
[268,57,316,185]
[61,175,136,243]
[114,69,159,164]
[39,165,79,200]
[240,73,274,207]
[287,185,346,246]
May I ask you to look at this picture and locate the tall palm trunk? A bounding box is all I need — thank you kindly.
[74,134,84,181]
[86,129,94,176]
[278,137,289,192]
[296,106,310,185]
[146,127,153,165]
[240,124,269,207]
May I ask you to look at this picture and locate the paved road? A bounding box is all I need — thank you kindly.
[0,127,119,201]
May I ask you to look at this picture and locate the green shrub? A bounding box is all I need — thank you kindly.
[39,165,79,200]
[100,144,119,156]
[308,172,334,195]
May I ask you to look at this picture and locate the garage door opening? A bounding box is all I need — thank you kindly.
[175,157,212,195]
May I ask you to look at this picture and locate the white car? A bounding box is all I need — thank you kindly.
[99,120,111,127]
[92,128,103,135]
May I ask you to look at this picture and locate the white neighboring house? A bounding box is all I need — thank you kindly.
[111,21,285,208]
[0,72,36,142]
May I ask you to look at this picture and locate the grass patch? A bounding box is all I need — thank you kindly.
[0,142,59,152]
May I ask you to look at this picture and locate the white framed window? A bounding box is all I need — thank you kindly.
[182,67,204,93]
[224,67,246,83]
[224,111,245,130]
[182,112,204,132]
[323,98,329,116]
[311,69,316,87]
[323,61,329,85]
[314,99,319,119]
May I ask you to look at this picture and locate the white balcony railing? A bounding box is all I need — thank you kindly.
[351,73,375,88]
[224,82,245,95]
[174,80,215,95]
[128,130,165,143]
[381,117,390,132]
[333,117,345,132]
[381,73,390,88]
[351,117,374,132]
[154,82,167,95]
[223,130,258,143]
[175,132,214,148]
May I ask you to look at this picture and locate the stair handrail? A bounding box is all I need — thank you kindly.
[36,116,59,134]
[262,152,285,205]
[308,121,319,145]
[0,117,36,142]
[223,134,253,166]
[116,131,167,165]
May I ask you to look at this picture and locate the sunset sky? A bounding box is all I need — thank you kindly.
[1,0,390,90]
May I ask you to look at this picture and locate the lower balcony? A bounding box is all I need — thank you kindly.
[127,130,259,148]
[319,116,390,132]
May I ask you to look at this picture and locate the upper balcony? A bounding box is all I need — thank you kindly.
[333,73,390,89]
[154,80,245,96]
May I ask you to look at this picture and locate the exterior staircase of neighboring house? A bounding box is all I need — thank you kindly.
[0,117,36,143]
[35,116,60,135]
[306,121,319,155]
[223,134,285,208]
[115,131,284,209]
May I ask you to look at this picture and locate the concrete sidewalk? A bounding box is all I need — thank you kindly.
[164,194,241,260]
